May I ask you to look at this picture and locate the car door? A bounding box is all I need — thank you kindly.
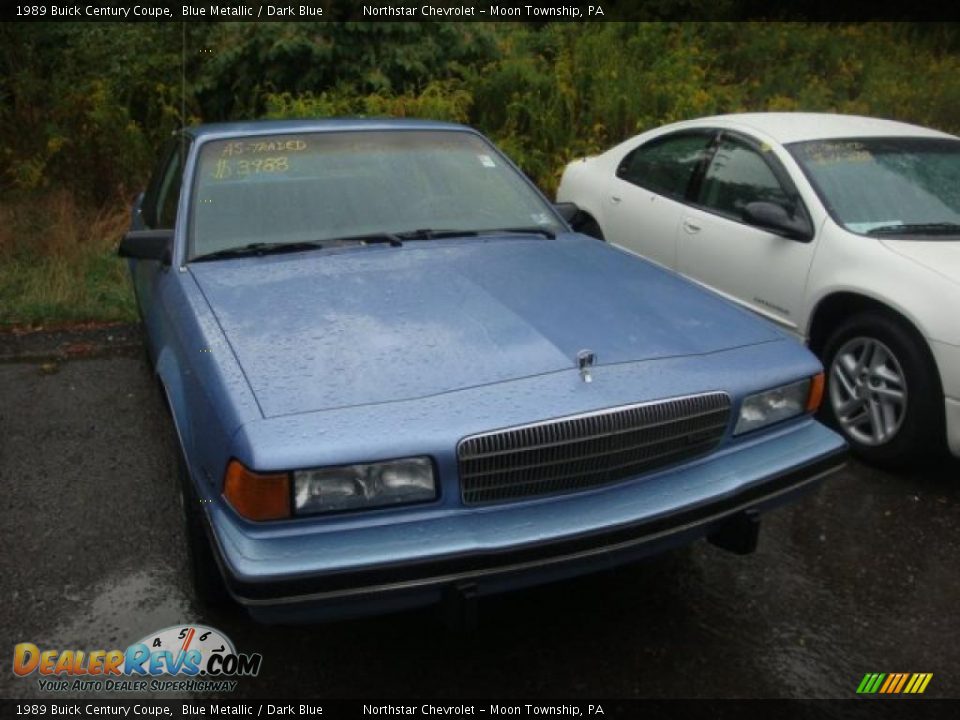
[132,137,189,346]
[676,132,816,335]
[603,130,715,270]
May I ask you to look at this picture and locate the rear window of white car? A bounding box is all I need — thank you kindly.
[616,132,713,200]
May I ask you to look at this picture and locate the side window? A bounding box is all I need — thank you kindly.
[616,133,713,200]
[143,139,188,229]
[698,137,791,219]
[156,145,185,229]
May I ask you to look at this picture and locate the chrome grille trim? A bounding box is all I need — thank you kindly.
[458,392,731,505]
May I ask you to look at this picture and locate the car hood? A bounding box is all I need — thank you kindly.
[190,235,781,417]
[880,238,960,286]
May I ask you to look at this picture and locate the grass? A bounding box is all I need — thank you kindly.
[0,193,137,328]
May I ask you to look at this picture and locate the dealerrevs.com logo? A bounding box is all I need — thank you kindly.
[13,625,262,693]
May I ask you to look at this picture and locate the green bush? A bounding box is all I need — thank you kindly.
[5,21,960,323]
[263,80,473,123]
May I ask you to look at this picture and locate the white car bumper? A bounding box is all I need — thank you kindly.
[946,398,960,458]
[930,340,960,458]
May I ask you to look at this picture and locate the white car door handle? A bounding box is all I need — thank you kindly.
[682,220,701,233]
[610,195,622,204]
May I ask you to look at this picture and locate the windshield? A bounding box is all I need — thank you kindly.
[189,129,562,259]
[787,137,960,237]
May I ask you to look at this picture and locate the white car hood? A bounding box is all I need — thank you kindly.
[880,239,960,287]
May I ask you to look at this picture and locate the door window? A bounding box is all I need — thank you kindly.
[143,139,189,229]
[698,137,791,219]
[616,133,713,200]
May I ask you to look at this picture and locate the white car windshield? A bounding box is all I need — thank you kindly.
[788,137,960,238]
[189,129,562,260]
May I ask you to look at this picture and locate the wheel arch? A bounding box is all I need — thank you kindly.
[571,209,605,240]
[807,290,945,399]
[809,292,922,353]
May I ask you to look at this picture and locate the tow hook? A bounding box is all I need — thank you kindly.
[708,510,761,555]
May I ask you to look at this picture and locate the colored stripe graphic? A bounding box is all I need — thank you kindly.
[905,673,933,693]
[893,673,909,693]
[857,673,933,694]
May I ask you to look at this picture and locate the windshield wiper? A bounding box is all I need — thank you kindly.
[191,233,405,262]
[191,240,326,262]
[395,229,480,241]
[326,232,403,247]
[474,226,556,239]
[193,226,555,262]
[866,222,960,237]
[395,227,555,241]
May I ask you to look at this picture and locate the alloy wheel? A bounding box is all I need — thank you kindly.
[829,336,907,446]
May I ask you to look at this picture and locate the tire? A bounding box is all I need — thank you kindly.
[176,448,231,607]
[819,312,944,468]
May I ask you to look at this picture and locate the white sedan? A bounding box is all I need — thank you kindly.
[558,112,960,466]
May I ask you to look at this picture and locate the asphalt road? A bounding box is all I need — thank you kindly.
[1,330,958,700]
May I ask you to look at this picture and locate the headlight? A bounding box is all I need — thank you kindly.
[293,457,436,515]
[734,374,823,435]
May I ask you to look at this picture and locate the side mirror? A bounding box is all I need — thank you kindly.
[742,201,813,242]
[118,229,173,264]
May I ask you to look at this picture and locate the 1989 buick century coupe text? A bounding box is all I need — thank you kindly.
[119,119,847,622]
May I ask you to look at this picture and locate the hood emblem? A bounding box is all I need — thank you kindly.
[576,349,597,383]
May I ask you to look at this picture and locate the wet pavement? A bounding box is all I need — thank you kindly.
[1,336,958,700]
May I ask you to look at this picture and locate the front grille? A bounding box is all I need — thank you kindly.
[457,392,731,505]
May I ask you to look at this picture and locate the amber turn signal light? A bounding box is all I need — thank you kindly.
[806,372,825,413]
[223,460,290,521]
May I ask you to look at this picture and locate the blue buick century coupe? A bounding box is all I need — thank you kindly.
[120,119,846,623]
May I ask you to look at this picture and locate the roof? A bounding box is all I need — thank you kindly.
[666,112,957,145]
[185,117,469,139]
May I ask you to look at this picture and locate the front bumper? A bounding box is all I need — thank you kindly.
[205,419,846,623]
[945,398,960,458]
[930,339,960,457]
